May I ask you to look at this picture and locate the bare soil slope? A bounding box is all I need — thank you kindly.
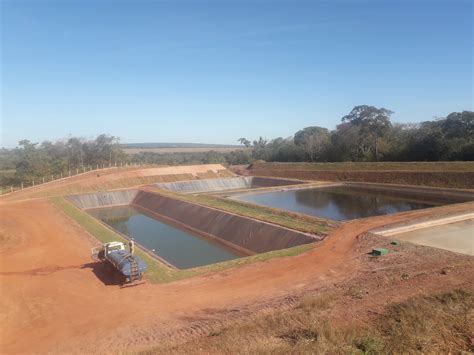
[235,162,474,189]
[1,164,232,202]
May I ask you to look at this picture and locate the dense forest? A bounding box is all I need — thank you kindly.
[1,106,472,189]
[239,107,473,163]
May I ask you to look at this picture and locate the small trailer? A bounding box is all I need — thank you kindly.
[92,241,147,284]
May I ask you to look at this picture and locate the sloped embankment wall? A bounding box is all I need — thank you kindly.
[155,176,303,194]
[67,189,139,209]
[132,190,317,254]
[248,169,474,189]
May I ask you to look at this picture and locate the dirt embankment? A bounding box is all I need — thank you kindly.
[0,164,233,202]
[240,167,474,189]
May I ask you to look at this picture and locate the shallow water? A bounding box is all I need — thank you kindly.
[233,186,444,221]
[89,205,240,269]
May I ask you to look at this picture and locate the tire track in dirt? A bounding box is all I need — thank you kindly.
[0,264,86,276]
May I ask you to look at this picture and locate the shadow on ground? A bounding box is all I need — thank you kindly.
[81,262,125,286]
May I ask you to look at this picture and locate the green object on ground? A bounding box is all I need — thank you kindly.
[390,240,400,246]
[372,248,389,256]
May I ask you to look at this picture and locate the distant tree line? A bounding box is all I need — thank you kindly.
[1,106,472,189]
[129,149,252,166]
[238,107,473,163]
[0,134,126,187]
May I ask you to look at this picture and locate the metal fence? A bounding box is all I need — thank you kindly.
[0,162,145,196]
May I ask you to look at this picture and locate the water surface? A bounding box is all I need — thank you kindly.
[90,205,240,269]
[233,186,443,221]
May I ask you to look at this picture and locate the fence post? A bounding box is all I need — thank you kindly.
[52,175,54,181]
[76,168,79,175]
[33,180,35,186]
[21,182,24,190]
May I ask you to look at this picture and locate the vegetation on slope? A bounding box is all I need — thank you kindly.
[147,289,473,353]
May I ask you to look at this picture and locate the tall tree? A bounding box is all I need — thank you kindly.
[342,105,393,161]
[294,126,331,161]
[441,111,473,139]
[329,123,361,161]
[237,138,251,148]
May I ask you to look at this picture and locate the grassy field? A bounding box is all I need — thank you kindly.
[147,289,473,353]
[146,187,337,235]
[51,196,315,284]
[250,161,474,171]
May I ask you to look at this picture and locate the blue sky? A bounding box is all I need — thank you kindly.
[1,0,472,147]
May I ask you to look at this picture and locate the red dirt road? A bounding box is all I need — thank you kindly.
[1,199,473,353]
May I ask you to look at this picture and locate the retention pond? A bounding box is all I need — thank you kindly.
[71,189,318,270]
[90,205,241,269]
[231,185,463,221]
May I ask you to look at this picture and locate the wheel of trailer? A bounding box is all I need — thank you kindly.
[97,250,105,260]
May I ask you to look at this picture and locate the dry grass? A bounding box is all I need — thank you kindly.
[144,289,473,354]
[378,289,474,353]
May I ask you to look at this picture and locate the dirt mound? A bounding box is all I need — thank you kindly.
[1,164,232,201]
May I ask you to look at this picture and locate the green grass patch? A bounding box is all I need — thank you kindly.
[146,188,337,235]
[51,196,315,284]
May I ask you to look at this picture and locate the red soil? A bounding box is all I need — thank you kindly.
[239,166,474,189]
[0,197,473,353]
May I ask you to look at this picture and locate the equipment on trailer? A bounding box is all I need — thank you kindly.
[91,241,147,283]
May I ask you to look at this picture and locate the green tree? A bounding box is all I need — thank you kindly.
[294,126,331,162]
[15,140,50,182]
[238,138,251,148]
[329,123,361,161]
[442,111,473,139]
[342,105,393,161]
